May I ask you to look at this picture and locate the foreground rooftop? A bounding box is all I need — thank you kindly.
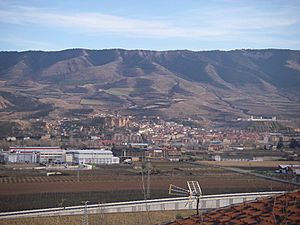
[162,190,300,225]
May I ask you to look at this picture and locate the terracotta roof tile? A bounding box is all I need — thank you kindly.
[160,190,300,225]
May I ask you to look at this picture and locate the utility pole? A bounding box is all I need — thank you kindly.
[77,166,80,182]
[146,162,151,199]
[196,196,200,215]
[82,201,89,225]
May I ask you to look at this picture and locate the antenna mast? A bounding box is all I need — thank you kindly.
[168,181,202,215]
[187,181,202,215]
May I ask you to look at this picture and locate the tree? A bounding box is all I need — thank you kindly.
[289,138,300,148]
[277,140,284,149]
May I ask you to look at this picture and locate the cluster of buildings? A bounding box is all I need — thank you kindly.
[0,145,183,165]
[45,116,130,139]
[1,115,299,164]
[237,115,277,122]
[2,115,298,150]
[0,147,120,165]
[113,146,182,162]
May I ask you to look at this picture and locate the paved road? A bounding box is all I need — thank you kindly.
[224,166,300,186]
[194,161,300,187]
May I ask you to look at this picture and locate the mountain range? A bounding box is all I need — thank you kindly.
[0,48,300,127]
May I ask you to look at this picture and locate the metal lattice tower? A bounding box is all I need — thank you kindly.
[82,201,89,225]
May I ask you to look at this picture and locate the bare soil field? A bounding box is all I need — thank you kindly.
[0,162,297,212]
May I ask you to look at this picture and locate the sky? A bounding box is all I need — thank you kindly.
[0,0,300,51]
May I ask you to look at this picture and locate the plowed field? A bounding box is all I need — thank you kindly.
[0,162,296,212]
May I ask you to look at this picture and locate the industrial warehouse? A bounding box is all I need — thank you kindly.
[68,149,120,165]
[0,147,120,165]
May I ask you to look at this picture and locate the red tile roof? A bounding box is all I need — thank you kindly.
[161,190,300,225]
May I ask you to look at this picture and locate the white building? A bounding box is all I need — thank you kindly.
[6,146,64,164]
[38,151,65,164]
[7,152,38,163]
[65,152,74,164]
[2,147,120,165]
[248,115,277,121]
[70,149,120,165]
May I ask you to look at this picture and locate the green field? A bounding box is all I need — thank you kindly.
[80,99,105,105]
[105,88,134,96]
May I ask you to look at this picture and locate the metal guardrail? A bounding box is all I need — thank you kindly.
[0,191,284,219]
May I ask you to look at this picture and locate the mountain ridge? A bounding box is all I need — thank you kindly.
[0,48,300,127]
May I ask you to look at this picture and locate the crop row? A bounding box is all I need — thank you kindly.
[0,175,125,184]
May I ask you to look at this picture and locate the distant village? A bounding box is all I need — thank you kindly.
[0,114,300,165]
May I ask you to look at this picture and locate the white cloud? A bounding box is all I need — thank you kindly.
[0,6,225,38]
[0,2,299,49]
[181,5,300,32]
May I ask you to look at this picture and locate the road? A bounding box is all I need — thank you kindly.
[194,161,300,187]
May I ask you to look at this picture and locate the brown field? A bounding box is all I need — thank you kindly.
[201,160,300,168]
[0,162,293,195]
[0,162,297,212]
[0,210,194,225]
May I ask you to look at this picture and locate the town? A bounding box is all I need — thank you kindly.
[1,114,299,165]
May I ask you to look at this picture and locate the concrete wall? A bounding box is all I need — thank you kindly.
[0,191,284,219]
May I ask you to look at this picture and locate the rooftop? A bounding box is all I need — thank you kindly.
[9,146,61,150]
[161,190,300,225]
[68,149,113,154]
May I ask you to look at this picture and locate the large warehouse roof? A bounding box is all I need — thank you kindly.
[70,149,113,154]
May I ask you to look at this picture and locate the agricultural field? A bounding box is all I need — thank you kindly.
[105,88,134,96]
[0,162,297,212]
[80,99,105,105]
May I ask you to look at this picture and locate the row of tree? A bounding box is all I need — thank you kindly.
[277,138,300,149]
